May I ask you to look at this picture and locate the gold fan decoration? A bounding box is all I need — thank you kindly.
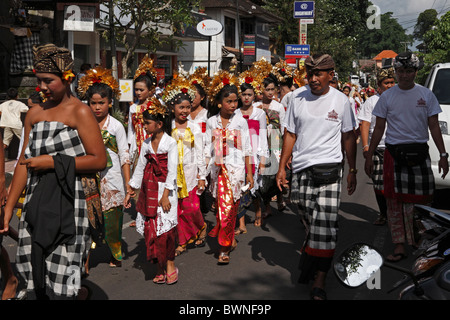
[238,68,264,95]
[162,73,197,105]
[188,66,211,91]
[142,95,169,118]
[208,70,240,105]
[272,60,294,85]
[77,66,120,100]
[133,54,157,85]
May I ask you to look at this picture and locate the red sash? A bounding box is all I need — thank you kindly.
[136,153,168,217]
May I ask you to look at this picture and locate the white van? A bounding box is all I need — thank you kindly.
[425,63,450,188]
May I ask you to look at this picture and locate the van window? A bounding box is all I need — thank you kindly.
[432,69,450,104]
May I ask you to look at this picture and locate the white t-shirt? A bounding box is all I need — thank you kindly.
[0,100,28,129]
[358,94,386,148]
[372,84,441,145]
[284,87,354,173]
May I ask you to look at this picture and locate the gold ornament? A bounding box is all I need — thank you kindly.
[77,66,120,100]
[133,54,157,86]
[208,70,240,105]
[162,73,197,105]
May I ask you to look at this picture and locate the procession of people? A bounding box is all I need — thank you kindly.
[0,43,448,301]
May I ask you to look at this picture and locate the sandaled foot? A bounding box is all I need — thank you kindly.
[109,259,122,268]
[235,227,247,235]
[166,268,178,285]
[310,287,327,300]
[129,220,136,227]
[195,225,207,247]
[175,246,187,257]
[153,274,166,284]
[218,252,230,264]
[386,252,407,262]
[254,215,262,227]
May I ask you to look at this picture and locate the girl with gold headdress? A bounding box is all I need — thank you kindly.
[234,70,269,232]
[205,71,253,264]
[0,43,107,299]
[128,55,159,163]
[124,100,179,285]
[162,75,207,256]
[79,66,131,269]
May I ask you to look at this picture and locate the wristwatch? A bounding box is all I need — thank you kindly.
[349,168,358,174]
[440,152,449,158]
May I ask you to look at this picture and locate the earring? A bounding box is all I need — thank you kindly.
[218,104,222,109]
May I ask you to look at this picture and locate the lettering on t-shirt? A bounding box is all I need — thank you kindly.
[326,109,339,122]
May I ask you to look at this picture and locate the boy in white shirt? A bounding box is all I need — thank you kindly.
[0,88,28,152]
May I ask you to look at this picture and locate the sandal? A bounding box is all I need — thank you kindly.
[109,259,122,268]
[175,245,187,257]
[218,252,230,264]
[310,287,327,300]
[166,268,178,285]
[195,224,207,247]
[254,215,262,227]
[153,274,166,284]
[234,227,247,235]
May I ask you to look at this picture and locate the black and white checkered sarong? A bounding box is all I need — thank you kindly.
[17,121,90,298]
[372,148,384,192]
[290,168,343,252]
[9,33,40,74]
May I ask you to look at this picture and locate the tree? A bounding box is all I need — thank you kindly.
[101,0,200,78]
[357,12,413,59]
[413,9,438,41]
[416,11,450,84]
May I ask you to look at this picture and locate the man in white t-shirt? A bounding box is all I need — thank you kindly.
[365,52,449,262]
[358,67,395,226]
[276,54,357,300]
[0,88,28,151]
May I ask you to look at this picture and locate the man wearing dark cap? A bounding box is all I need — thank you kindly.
[276,53,357,300]
[365,52,448,262]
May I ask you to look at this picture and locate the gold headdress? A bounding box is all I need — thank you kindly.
[208,70,240,105]
[293,64,307,88]
[133,54,157,86]
[272,60,294,85]
[162,73,197,105]
[142,96,169,118]
[238,68,264,95]
[77,66,120,100]
[188,66,211,91]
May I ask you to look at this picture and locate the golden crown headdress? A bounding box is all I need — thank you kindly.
[77,66,120,100]
[293,64,307,88]
[238,68,264,96]
[162,73,197,105]
[208,70,240,105]
[188,66,211,91]
[272,60,294,85]
[134,54,157,85]
[142,96,169,118]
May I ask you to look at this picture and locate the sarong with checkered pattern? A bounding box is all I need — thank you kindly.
[17,121,90,298]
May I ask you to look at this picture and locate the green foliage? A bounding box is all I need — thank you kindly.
[413,9,438,41]
[101,0,200,78]
[357,12,413,58]
[416,11,450,85]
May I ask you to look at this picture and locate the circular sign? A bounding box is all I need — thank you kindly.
[196,19,223,36]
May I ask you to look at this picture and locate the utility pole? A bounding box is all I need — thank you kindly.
[108,0,119,109]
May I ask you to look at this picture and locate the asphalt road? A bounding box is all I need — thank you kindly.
[2,148,449,306]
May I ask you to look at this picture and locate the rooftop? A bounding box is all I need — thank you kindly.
[372,50,398,61]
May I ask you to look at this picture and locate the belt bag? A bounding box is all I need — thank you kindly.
[309,163,342,185]
[386,143,429,167]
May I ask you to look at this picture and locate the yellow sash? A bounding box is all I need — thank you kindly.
[171,127,195,199]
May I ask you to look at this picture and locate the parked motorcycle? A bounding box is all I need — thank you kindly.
[334,205,450,300]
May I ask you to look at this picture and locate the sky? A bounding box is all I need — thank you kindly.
[370,0,450,49]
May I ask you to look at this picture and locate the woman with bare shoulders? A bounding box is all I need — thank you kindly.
[0,44,106,300]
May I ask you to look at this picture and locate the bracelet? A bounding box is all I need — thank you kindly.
[362,145,369,150]
[349,168,358,174]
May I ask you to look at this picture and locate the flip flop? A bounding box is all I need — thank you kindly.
[385,252,407,262]
[166,268,178,285]
[153,274,166,284]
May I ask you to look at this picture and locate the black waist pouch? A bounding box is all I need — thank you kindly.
[386,143,429,167]
[309,163,342,185]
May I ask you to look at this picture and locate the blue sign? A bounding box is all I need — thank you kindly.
[285,44,310,58]
[294,1,315,19]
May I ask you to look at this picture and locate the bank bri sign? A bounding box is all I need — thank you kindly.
[293,1,315,19]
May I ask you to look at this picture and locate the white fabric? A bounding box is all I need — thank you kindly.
[358,94,386,149]
[254,99,286,133]
[127,102,138,157]
[0,100,28,129]
[171,119,207,193]
[235,106,269,192]
[372,84,441,145]
[284,87,354,173]
[205,112,252,202]
[128,133,178,236]
[187,107,208,158]
[99,115,131,211]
